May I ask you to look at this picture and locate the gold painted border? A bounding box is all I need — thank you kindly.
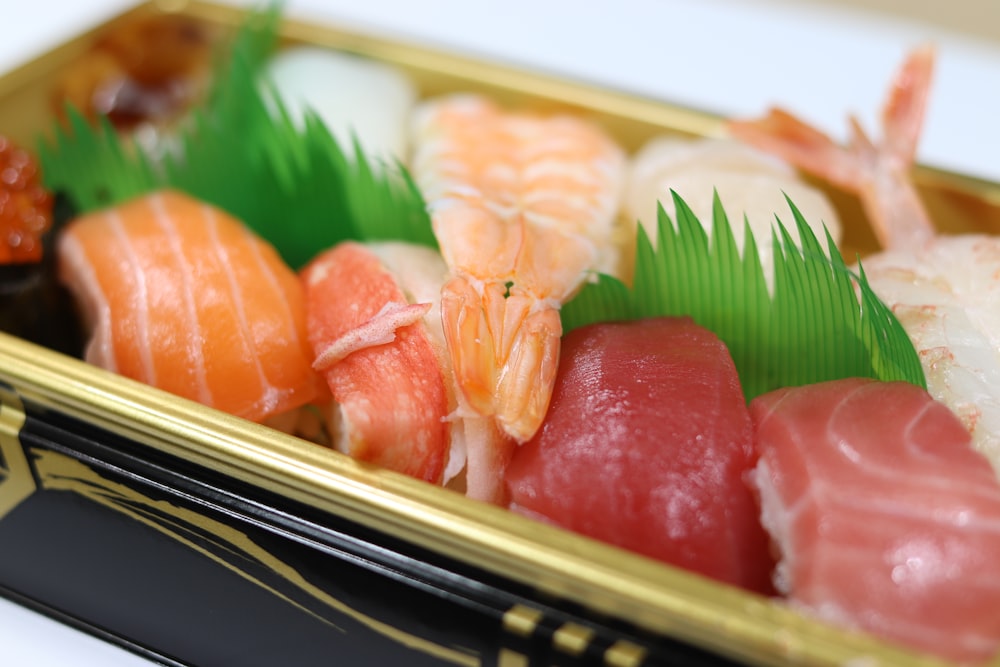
[33,446,480,666]
[0,384,33,520]
[0,1,991,665]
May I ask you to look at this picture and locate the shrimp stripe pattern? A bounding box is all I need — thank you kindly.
[410,94,626,444]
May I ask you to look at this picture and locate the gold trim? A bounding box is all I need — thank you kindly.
[553,622,595,657]
[502,604,544,639]
[497,649,530,667]
[33,447,480,667]
[0,385,34,520]
[604,640,648,667]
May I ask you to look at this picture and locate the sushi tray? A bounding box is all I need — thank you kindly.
[0,1,999,666]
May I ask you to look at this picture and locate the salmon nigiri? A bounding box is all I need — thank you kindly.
[57,189,321,423]
[750,378,1000,663]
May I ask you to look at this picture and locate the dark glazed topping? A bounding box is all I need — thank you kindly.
[52,14,218,130]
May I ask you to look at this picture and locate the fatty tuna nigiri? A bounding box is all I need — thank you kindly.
[750,377,1000,663]
[505,317,773,593]
[57,190,321,422]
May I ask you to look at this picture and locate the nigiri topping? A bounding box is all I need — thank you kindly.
[624,136,842,288]
[56,190,321,422]
[302,241,451,483]
[750,377,1000,663]
[505,317,774,593]
[410,93,627,444]
[264,46,418,167]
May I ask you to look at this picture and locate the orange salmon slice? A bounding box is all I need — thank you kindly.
[57,190,320,422]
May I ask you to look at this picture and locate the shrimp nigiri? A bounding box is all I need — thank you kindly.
[729,46,1000,474]
[410,95,627,452]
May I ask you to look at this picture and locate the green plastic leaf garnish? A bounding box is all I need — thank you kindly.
[562,191,926,400]
[37,4,433,270]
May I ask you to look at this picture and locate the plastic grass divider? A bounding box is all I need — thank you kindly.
[561,190,926,401]
[36,3,433,271]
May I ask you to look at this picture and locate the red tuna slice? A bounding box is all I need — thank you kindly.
[750,377,1000,663]
[302,241,451,484]
[505,317,774,594]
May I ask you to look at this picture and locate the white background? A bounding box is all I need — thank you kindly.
[2,1,999,664]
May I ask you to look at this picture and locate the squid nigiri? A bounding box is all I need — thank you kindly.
[623,137,842,286]
[56,189,322,423]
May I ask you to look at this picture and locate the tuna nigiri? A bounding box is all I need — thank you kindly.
[505,317,773,593]
[57,189,321,423]
[750,377,1000,663]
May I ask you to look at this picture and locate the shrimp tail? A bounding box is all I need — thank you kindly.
[496,294,562,442]
[883,43,935,165]
[441,277,562,443]
[440,275,501,418]
[728,108,864,192]
[727,45,937,253]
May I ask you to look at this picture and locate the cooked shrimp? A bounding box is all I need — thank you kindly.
[410,94,627,447]
[728,45,1000,475]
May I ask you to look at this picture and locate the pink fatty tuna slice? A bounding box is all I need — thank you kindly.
[505,317,774,594]
[750,377,1000,663]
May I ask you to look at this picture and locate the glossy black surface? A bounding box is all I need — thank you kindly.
[0,396,741,666]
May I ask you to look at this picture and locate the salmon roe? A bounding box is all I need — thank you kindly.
[0,136,53,263]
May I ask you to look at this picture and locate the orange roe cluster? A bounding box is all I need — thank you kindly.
[0,136,53,264]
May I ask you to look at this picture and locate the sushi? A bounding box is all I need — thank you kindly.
[728,47,1000,473]
[505,317,774,594]
[409,93,627,449]
[301,241,453,483]
[750,377,1000,663]
[0,136,83,354]
[56,189,322,423]
[264,46,418,168]
[623,136,842,287]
